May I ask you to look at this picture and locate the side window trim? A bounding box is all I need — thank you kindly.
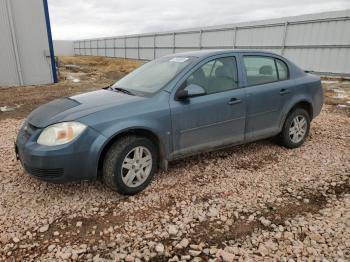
[209,60,217,78]
[274,59,280,80]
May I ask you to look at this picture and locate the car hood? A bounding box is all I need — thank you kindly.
[27,89,145,128]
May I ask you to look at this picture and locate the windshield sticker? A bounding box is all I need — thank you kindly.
[170,57,189,63]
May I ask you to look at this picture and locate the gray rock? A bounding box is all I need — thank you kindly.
[39,224,49,233]
[12,237,20,243]
[168,225,178,235]
[189,250,201,256]
[47,244,56,252]
[125,255,135,262]
[216,249,235,262]
[155,243,164,254]
[179,238,189,248]
[258,243,268,257]
[208,207,219,217]
[259,217,271,227]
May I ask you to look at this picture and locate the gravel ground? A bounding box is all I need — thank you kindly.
[0,105,349,261]
[1,57,349,261]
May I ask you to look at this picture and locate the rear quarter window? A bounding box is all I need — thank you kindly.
[276,59,289,81]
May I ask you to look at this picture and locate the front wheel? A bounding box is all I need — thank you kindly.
[102,136,158,195]
[278,108,310,149]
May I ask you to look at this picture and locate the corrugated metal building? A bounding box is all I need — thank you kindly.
[74,9,350,76]
[0,0,57,87]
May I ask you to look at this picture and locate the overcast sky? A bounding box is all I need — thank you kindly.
[48,0,350,40]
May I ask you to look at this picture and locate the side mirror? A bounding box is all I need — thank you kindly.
[176,84,206,100]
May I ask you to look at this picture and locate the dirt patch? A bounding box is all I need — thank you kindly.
[0,56,143,121]
[150,177,350,261]
[322,77,350,116]
[234,151,279,171]
[6,194,176,260]
[58,56,143,81]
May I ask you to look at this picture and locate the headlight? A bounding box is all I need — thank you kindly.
[37,122,87,146]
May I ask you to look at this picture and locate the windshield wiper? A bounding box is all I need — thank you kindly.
[110,86,134,96]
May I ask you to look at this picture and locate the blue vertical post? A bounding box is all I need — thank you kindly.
[43,0,58,83]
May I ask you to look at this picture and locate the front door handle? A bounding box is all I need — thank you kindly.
[279,89,291,95]
[228,98,242,105]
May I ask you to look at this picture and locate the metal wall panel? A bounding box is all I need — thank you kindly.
[0,0,19,86]
[139,36,154,47]
[98,48,105,56]
[156,34,173,47]
[74,10,350,75]
[98,39,105,48]
[286,19,350,45]
[236,25,284,46]
[126,37,138,47]
[0,0,55,86]
[53,40,74,56]
[106,39,114,48]
[106,49,114,57]
[115,48,125,58]
[115,38,125,48]
[91,40,98,48]
[175,32,200,47]
[140,49,154,60]
[202,29,234,47]
[284,48,350,74]
[126,49,138,59]
[155,48,173,58]
[174,48,198,53]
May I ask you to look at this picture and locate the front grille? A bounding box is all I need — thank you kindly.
[24,164,64,178]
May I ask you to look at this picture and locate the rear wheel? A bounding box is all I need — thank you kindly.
[278,108,310,148]
[102,136,158,195]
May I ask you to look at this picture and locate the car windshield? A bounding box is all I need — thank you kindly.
[112,56,193,96]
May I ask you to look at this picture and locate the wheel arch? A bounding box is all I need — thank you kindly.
[97,128,166,177]
[289,100,313,119]
[279,99,314,130]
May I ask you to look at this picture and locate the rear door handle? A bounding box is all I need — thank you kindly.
[228,98,242,105]
[279,89,291,95]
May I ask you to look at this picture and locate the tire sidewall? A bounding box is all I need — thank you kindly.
[282,108,310,148]
[112,138,158,195]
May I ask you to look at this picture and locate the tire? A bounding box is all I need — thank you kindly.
[102,135,158,195]
[278,108,310,149]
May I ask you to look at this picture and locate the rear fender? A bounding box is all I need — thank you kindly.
[278,95,313,130]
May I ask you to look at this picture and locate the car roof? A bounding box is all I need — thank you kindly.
[166,49,280,59]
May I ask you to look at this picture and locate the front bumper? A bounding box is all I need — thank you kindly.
[16,122,107,183]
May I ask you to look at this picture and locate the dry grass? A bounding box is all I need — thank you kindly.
[59,56,144,75]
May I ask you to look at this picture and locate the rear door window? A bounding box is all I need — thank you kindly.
[243,56,278,86]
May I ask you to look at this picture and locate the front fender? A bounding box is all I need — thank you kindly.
[105,121,168,148]
[92,117,172,170]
